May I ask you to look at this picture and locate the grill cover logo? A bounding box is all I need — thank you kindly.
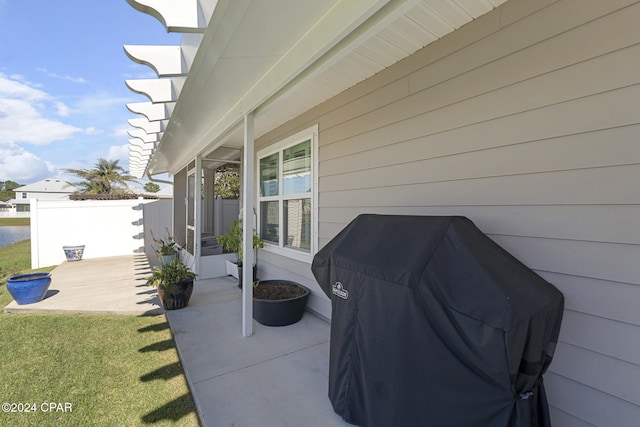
[332,282,349,300]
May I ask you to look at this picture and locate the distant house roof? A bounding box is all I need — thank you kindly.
[15,178,78,193]
[148,185,173,199]
[69,193,161,201]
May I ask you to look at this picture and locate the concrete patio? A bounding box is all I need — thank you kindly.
[4,254,161,315]
[172,275,350,427]
[3,255,351,426]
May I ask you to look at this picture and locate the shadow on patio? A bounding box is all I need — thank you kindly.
[3,254,349,425]
[167,276,350,426]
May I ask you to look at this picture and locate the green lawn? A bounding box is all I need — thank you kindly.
[0,239,199,426]
[0,240,32,278]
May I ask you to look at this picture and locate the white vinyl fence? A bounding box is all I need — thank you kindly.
[0,212,30,218]
[30,198,171,269]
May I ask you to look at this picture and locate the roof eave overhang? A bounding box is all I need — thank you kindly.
[126,0,508,177]
[148,0,396,175]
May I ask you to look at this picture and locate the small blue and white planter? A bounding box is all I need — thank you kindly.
[6,272,52,305]
[161,254,177,265]
[63,245,85,262]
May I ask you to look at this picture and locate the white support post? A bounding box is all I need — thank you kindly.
[242,112,255,337]
[194,156,202,276]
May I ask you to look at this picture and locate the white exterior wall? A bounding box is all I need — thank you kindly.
[256,0,640,425]
[31,199,171,269]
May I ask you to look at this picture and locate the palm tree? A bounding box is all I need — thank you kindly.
[64,159,138,194]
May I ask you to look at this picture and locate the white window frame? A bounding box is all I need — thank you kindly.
[257,124,318,263]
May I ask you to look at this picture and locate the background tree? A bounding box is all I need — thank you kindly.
[64,159,138,194]
[144,182,161,193]
[0,180,21,201]
[214,166,240,199]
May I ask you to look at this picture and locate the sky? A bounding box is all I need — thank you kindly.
[0,0,181,186]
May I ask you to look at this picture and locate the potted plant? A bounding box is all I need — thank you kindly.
[151,229,177,264]
[252,279,310,326]
[146,258,197,310]
[216,219,265,288]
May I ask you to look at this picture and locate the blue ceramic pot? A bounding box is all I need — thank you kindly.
[6,272,52,305]
[63,245,85,262]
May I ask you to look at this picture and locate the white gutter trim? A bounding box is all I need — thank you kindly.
[145,172,173,185]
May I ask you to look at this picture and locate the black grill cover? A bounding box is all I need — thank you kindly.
[311,215,563,427]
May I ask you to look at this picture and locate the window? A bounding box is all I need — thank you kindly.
[258,125,317,261]
[21,192,27,199]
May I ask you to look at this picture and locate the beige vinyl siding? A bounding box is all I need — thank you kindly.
[256,0,640,424]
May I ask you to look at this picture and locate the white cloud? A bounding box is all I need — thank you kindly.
[55,101,72,117]
[111,125,131,138]
[37,68,88,84]
[107,144,130,167]
[85,127,102,135]
[0,73,82,145]
[0,142,57,182]
[0,73,47,101]
[76,91,132,113]
[123,63,158,80]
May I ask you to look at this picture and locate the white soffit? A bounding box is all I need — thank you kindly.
[150,0,393,173]
[253,0,509,144]
[127,0,508,175]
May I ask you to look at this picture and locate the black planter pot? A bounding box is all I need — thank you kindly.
[253,280,310,326]
[157,279,194,310]
[237,264,258,289]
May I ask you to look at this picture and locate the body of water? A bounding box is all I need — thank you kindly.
[0,226,30,248]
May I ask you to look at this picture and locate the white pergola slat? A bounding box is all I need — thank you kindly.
[125,0,206,33]
[125,78,185,103]
[128,128,159,144]
[128,141,155,154]
[124,45,186,77]
[128,117,165,134]
[126,101,174,122]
